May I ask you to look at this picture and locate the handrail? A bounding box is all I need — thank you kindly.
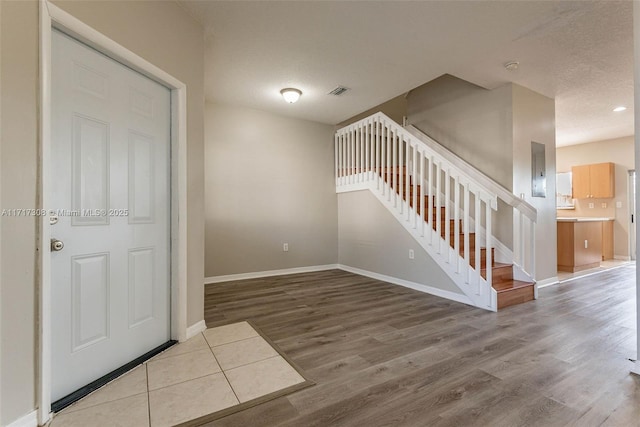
[336,112,537,222]
[405,124,537,222]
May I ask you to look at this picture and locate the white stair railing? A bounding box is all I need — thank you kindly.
[335,112,537,311]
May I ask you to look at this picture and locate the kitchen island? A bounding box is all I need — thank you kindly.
[557,217,614,272]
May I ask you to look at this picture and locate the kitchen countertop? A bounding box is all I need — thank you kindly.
[557,217,614,222]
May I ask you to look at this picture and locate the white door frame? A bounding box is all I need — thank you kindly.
[38,1,188,424]
[629,170,636,261]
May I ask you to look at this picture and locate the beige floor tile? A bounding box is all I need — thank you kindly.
[151,333,209,361]
[149,373,239,427]
[225,356,305,403]
[212,335,279,370]
[50,393,149,427]
[147,348,220,390]
[203,321,258,347]
[61,365,148,414]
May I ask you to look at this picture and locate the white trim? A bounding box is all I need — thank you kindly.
[631,361,640,376]
[0,0,3,423]
[338,264,474,306]
[38,2,188,423]
[536,276,559,289]
[614,255,631,261]
[559,263,631,284]
[186,320,207,340]
[5,411,38,427]
[205,264,339,284]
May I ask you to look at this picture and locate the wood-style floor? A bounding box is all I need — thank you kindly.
[203,266,639,427]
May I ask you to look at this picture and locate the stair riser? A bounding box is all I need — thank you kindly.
[497,286,535,309]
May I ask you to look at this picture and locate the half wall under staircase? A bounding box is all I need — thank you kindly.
[335,112,537,311]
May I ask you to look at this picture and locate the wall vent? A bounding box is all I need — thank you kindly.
[328,86,350,96]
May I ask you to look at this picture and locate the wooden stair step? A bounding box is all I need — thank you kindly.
[480,262,511,280]
[493,279,534,292]
[494,280,535,309]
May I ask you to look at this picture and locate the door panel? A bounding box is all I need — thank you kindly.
[51,30,171,401]
[71,253,110,351]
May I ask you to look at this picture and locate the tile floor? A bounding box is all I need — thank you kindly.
[557,259,632,283]
[49,321,306,427]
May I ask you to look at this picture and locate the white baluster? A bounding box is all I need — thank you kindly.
[427,157,433,244]
[359,123,364,181]
[420,152,425,236]
[464,184,470,284]
[520,211,525,269]
[349,128,354,184]
[454,176,460,273]
[333,133,340,187]
[435,161,442,254]
[365,120,370,180]
[376,120,380,189]
[386,124,391,201]
[399,134,403,213]
[392,129,397,206]
[412,145,418,228]
[354,125,362,182]
[530,219,536,280]
[405,138,411,221]
[485,199,492,295]
[445,167,451,262]
[475,193,481,295]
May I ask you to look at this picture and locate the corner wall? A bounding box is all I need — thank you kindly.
[204,103,338,278]
[0,1,205,424]
[512,84,557,282]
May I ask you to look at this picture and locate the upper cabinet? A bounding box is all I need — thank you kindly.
[571,162,615,199]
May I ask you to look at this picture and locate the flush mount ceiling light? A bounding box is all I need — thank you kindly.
[280,88,302,104]
[613,106,627,112]
[504,61,520,71]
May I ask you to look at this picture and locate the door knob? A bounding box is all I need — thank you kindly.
[51,238,64,252]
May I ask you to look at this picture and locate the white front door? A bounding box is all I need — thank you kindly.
[51,30,171,401]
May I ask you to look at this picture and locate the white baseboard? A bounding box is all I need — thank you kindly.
[204,264,339,284]
[536,276,559,289]
[337,264,473,306]
[614,255,631,261]
[6,410,38,427]
[185,320,207,340]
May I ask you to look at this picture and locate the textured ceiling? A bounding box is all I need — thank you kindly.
[180,1,633,147]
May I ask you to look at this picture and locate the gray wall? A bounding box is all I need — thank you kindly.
[1,2,38,423]
[408,75,514,189]
[512,84,557,282]
[338,191,462,295]
[1,1,205,424]
[204,103,338,277]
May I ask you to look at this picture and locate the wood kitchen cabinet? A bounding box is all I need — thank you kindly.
[602,220,614,261]
[557,220,603,272]
[571,162,615,199]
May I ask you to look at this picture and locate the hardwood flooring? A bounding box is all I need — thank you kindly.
[203,266,638,426]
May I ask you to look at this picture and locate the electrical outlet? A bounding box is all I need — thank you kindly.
[601,202,607,208]
[588,203,594,209]
[617,201,623,208]
[409,249,415,260]
[584,240,588,249]
[283,243,289,252]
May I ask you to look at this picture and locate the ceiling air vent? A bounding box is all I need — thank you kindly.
[328,86,350,96]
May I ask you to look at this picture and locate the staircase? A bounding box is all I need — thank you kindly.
[335,112,537,311]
